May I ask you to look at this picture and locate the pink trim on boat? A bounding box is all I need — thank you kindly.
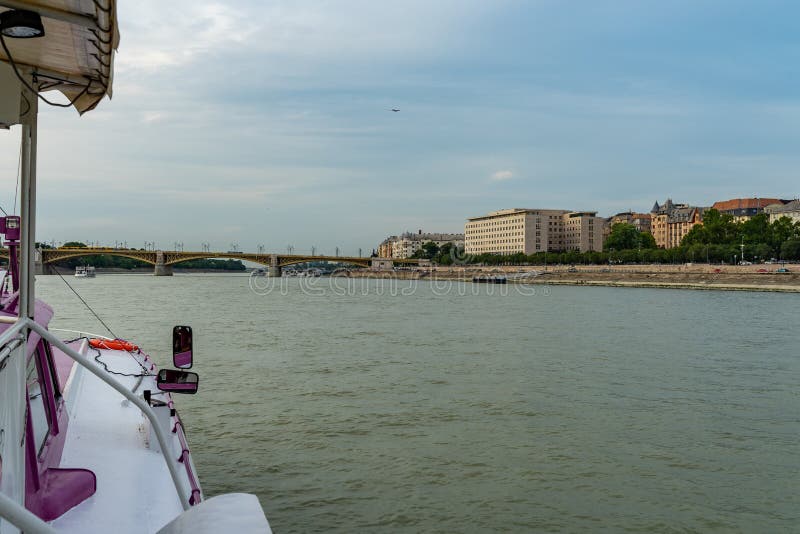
[174,350,192,367]
[52,344,78,392]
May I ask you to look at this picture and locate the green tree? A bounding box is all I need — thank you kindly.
[681,224,710,246]
[770,216,800,251]
[781,239,800,260]
[740,213,770,245]
[638,231,657,249]
[700,208,738,244]
[62,241,87,248]
[605,223,638,250]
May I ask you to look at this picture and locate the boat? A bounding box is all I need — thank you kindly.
[0,3,269,532]
[73,266,95,278]
[472,275,508,284]
[251,267,267,277]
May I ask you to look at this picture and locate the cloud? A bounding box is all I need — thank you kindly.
[141,111,168,123]
[490,170,515,182]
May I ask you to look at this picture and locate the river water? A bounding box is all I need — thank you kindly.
[36,274,799,532]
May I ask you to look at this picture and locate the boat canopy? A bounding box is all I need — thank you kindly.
[0,0,118,114]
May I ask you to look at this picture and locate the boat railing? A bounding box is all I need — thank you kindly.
[0,319,56,534]
[166,401,203,505]
[50,327,204,505]
[48,327,114,341]
[0,317,192,534]
[26,321,192,511]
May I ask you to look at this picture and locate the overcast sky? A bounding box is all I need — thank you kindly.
[1,0,799,255]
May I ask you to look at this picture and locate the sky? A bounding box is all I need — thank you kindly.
[1,0,799,255]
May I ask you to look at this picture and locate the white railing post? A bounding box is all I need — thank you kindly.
[0,492,55,534]
[0,319,32,534]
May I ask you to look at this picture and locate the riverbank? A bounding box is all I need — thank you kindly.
[337,265,800,293]
[48,267,248,274]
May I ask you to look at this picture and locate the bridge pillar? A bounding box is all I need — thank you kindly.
[154,251,173,276]
[269,254,281,277]
[371,258,394,270]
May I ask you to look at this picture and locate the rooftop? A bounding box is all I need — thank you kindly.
[712,198,786,212]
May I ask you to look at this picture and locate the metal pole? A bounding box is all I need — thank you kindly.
[0,491,55,534]
[18,88,37,320]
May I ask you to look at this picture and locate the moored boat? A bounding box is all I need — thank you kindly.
[73,266,95,278]
[472,275,508,284]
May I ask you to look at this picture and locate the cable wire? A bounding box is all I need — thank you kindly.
[55,269,118,338]
[62,336,150,378]
[54,270,150,374]
[0,34,91,108]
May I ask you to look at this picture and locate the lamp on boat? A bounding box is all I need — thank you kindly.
[0,9,45,39]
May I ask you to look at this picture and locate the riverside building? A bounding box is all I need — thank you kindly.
[464,208,603,255]
[609,211,652,234]
[378,231,464,259]
[712,198,786,222]
[764,199,800,224]
[650,199,704,248]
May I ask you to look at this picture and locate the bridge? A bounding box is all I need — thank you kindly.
[0,248,420,276]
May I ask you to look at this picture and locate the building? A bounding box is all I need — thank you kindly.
[650,199,704,248]
[377,238,394,258]
[764,199,800,224]
[563,212,603,252]
[711,198,786,222]
[378,231,464,259]
[464,208,603,255]
[609,211,652,234]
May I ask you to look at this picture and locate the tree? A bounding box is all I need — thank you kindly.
[62,241,87,248]
[770,216,800,251]
[740,213,770,245]
[605,223,638,250]
[638,231,657,249]
[699,208,738,244]
[681,224,710,246]
[781,239,800,260]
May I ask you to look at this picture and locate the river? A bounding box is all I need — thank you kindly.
[37,274,799,532]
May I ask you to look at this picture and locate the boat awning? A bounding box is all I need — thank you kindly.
[0,0,118,114]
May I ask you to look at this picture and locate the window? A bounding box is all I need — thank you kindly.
[27,355,50,453]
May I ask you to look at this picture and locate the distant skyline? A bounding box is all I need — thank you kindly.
[1,0,799,255]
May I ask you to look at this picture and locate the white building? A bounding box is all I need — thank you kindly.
[765,200,800,224]
[379,231,465,259]
[464,208,603,255]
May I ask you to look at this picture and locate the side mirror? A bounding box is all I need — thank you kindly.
[156,369,199,394]
[172,325,193,369]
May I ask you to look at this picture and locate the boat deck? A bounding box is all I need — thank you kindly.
[50,345,192,532]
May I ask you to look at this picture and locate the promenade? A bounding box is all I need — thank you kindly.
[341,264,800,293]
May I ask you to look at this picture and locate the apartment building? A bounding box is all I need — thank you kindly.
[464,208,603,255]
[378,231,464,259]
[711,198,786,222]
[609,211,652,234]
[650,199,704,248]
[765,199,800,224]
[377,239,394,258]
[563,212,603,252]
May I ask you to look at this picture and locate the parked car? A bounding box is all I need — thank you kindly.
[776,268,791,273]
[757,268,769,273]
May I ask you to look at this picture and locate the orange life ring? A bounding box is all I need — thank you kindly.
[88,338,139,352]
